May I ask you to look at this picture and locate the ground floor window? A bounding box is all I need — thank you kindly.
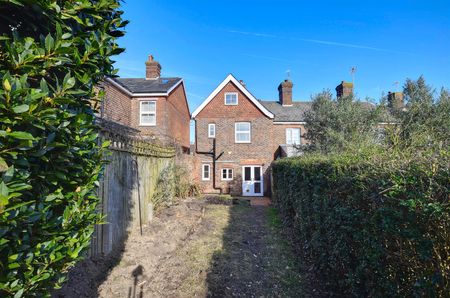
[221,168,233,180]
[202,164,211,180]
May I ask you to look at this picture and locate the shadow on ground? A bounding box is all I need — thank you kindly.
[206,200,306,297]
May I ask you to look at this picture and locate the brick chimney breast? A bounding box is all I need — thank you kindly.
[336,81,353,98]
[278,79,293,106]
[145,55,161,80]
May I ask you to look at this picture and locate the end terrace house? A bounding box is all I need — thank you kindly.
[192,74,336,197]
[100,55,191,152]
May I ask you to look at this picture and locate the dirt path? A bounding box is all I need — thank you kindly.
[55,198,307,297]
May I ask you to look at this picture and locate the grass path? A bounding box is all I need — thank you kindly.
[55,198,307,297]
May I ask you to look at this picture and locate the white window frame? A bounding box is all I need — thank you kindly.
[286,128,301,145]
[224,92,238,105]
[139,100,156,126]
[235,122,251,143]
[202,164,211,181]
[208,123,216,138]
[221,168,233,181]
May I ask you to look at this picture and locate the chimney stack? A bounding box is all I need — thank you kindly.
[387,91,404,111]
[145,55,161,80]
[336,81,353,98]
[278,79,293,106]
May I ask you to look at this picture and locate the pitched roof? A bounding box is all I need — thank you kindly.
[107,77,182,95]
[260,100,379,122]
[259,101,312,122]
[191,74,274,119]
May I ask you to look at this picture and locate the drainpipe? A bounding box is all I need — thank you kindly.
[196,138,223,194]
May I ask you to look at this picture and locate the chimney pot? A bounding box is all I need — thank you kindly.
[145,54,161,80]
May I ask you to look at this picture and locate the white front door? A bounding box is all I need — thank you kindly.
[242,166,263,196]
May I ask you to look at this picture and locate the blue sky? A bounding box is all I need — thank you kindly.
[114,0,449,115]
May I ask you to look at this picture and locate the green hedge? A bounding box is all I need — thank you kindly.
[272,152,450,296]
[0,1,126,296]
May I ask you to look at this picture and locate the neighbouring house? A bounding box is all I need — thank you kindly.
[192,74,374,197]
[100,55,191,152]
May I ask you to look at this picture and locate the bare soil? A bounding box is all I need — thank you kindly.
[54,197,309,297]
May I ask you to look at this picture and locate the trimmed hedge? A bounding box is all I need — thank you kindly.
[272,152,450,296]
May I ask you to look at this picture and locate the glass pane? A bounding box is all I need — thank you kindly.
[244,167,251,181]
[141,114,155,124]
[228,169,233,179]
[293,128,300,144]
[236,132,250,142]
[209,124,215,136]
[203,165,209,178]
[254,182,261,194]
[226,93,237,104]
[254,167,261,181]
[141,101,155,112]
[286,129,292,144]
[236,122,250,132]
[222,169,226,179]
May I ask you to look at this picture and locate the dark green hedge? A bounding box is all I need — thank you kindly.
[0,1,126,296]
[272,152,450,296]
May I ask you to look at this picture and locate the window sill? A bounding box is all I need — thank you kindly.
[139,124,157,127]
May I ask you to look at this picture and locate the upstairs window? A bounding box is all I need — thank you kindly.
[286,128,301,145]
[221,168,233,180]
[208,123,216,138]
[235,122,251,143]
[140,100,156,126]
[202,164,210,181]
[224,92,238,105]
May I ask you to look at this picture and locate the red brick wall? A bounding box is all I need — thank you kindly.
[102,81,190,150]
[195,81,275,195]
[166,83,191,149]
[196,82,266,120]
[272,124,309,148]
[130,95,166,140]
[102,83,132,126]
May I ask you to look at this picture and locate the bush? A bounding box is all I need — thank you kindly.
[272,152,450,296]
[0,1,126,296]
[152,163,201,210]
[304,90,386,153]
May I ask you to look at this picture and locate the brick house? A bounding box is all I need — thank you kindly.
[101,55,190,151]
[192,74,398,197]
[192,74,321,196]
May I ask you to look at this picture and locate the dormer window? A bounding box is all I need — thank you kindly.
[224,92,238,105]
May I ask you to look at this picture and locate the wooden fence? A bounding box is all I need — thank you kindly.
[89,120,176,256]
